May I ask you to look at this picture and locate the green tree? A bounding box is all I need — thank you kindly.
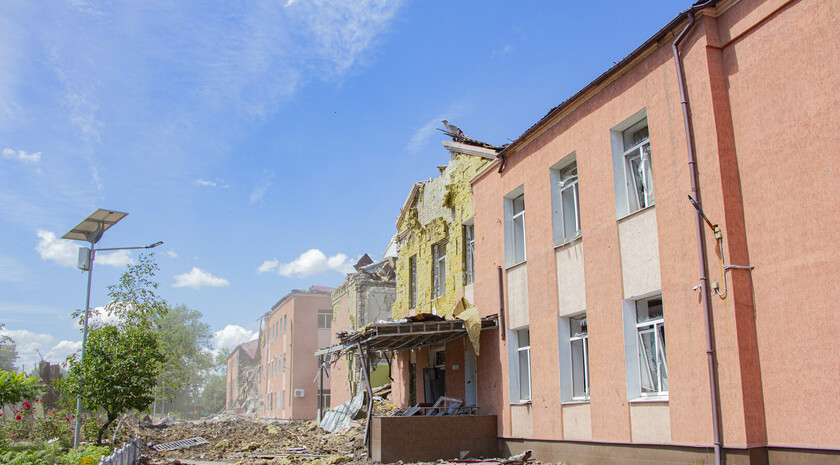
[0,324,19,372]
[62,325,163,445]
[199,373,226,414]
[72,253,168,329]
[154,304,213,416]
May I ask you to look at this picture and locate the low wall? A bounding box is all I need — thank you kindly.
[372,415,498,463]
[499,438,840,465]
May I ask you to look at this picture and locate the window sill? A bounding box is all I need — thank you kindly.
[560,399,590,406]
[554,233,582,249]
[629,395,669,403]
[505,260,527,271]
[510,400,532,406]
[617,204,656,223]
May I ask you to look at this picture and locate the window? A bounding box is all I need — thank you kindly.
[409,255,417,309]
[432,241,447,298]
[504,189,527,266]
[516,329,531,402]
[636,297,667,395]
[551,160,581,245]
[570,315,589,399]
[318,310,332,329]
[464,225,475,285]
[512,195,526,263]
[623,119,653,213]
[319,389,331,410]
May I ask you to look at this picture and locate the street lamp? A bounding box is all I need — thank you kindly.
[62,209,162,448]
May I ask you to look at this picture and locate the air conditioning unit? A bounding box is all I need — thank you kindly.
[294,389,305,398]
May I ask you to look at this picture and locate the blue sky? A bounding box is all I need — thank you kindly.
[1,0,688,371]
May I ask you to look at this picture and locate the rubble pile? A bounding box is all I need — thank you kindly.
[140,417,366,465]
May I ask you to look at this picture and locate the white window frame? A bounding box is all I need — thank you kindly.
[623,121,653,213]
[551,157,581,246]
[504,187,527,267]
[569,314,590,400]
[318,310,332,330]
[622,295,668,400]
[508,328,532,403]
[636,297,667,396]
[611,110,655,219]
[464,224,475,285]
[432,241,447,299]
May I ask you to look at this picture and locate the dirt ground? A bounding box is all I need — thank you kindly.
[138,417,367,465]
[136,401,399,465]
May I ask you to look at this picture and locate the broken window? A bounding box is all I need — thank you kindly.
[512,195,526,264]
[551,161,581,245]
[432,241,447,299]
[623,120,654,213]
[570,314,590,399]
[318,310,332,329]
[636,297,667,395]
[517,328,531,402]
[409,255,417,309]
[464,225,475,285]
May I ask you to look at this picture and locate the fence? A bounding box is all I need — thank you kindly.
[100,436,142,465]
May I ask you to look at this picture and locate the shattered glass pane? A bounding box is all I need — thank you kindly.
[639,328,657,393]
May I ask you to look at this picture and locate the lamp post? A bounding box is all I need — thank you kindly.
[62,209,162,448]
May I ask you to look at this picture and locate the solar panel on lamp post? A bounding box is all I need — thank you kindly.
[62,209,162,448]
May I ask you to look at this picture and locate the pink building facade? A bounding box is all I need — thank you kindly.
[259,286,333,420]
[225,339,259,412]
[458,0,838,464]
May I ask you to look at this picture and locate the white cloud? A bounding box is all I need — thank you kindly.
[257,259,279,274]
[249,171,274,204]
[272,249,355,278]
[173,267,230,289]
[0,328,56,370]
[2,148,41,163]
[407,117,445,154]
[94,249,133,267]
[72,305,122,328]
[0,327,85,370]
[45,340,82,363]
[196,179,229,188]
[406,102,470,154]
[212,325,258,353]
[35,229,133,268]
[165,250,178,258]
[35,230,79,267]
[492,44,514,58]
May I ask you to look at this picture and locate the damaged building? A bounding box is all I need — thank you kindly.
[318,254,397,411]
[225,339,260,414]
[387,136,499,410]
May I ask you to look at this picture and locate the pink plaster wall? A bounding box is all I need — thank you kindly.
[260,290,332,420]
[329,291,353,408]
[470,0,838,451]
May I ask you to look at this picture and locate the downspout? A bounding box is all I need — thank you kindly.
[672,2,722,465]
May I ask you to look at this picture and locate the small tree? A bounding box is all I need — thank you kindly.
[63,325,163,445]
[0,324,19,372]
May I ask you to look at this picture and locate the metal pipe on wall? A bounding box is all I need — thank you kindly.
[672,2,722,465]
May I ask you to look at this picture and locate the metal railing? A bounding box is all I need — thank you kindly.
[100,436,142,465]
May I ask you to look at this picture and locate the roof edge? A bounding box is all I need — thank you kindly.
[497,1,718,161]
